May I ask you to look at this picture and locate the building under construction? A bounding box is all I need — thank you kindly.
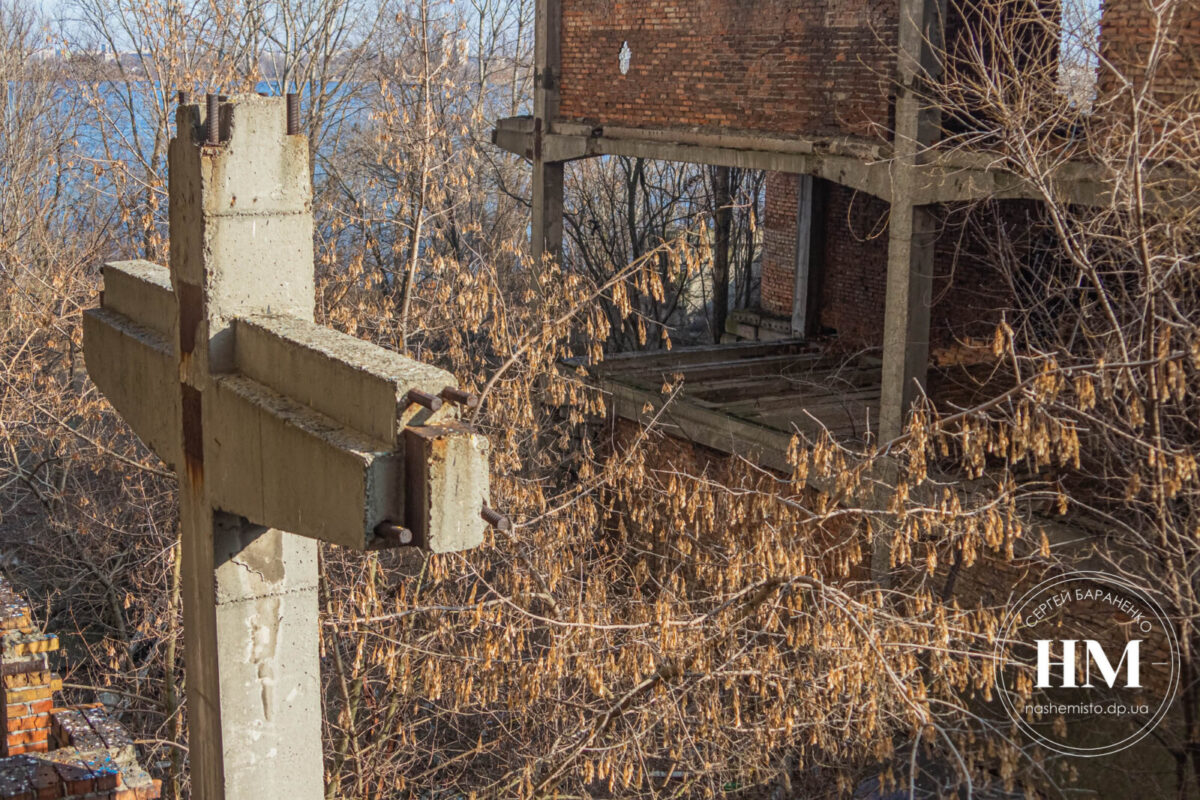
[492,0,1197,460]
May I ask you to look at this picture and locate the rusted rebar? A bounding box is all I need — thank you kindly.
[205,94,219,145]
[481,506,511,532]
[286,92,300,135]
[372,521,414,547]
[440,387,480,409]
[406,389,443,412]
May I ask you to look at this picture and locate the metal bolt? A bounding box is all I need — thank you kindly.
[372,521,414,547]
[286,92,300,135]
[440,387,480,409]
[205,93,219,145]
[406,389,443,412]
[481,506,511,532]
[177,90,188,105]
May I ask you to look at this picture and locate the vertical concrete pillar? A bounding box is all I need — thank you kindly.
[790,176,828,338]
[790,175,814,337]
[879,201,936,441]
[170,96,323,800]
[879,0,946,443]
[875,0,946,581]
[532,0,564,265]
[213,519,321,797]
[532,155,564,265]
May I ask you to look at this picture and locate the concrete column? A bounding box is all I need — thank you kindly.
[879,201,936,441]
[213,519,322,795]
[879,0,946,442]
[790,175,827,338]
[170,96,323,800]
[532,153,564,265]
[874,0,946,582]
[532,0,564,265]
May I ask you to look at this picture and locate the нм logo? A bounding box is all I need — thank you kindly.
[1036,640,1142,688]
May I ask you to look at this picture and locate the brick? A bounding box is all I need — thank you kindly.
[5,731,48,747]
[54,761,94,795]
[80,709,132,751]
[3,690,49,707]
[1099,0,1200,115]
[0,580,156,800]
[77,753,120,791]
[761,176,1034,353]
[0,759,33,800]
[558,0,897,141]
[28,761,57,796]
[3,742,47,757]
[1,661,51,694]
[52,710,104,752]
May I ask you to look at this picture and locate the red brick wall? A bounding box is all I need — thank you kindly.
[929,202,1038,349]
[761,175,889,343]
[761,173,1030,351]
[761,171,798,317]
[817,183,890,348]
[558,0,898,142]
[1099,0,1200,110]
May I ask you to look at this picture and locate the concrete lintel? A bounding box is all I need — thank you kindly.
[548,133,893,203]
[551,121,886,161]
[235,314,458,446]
[913,159,1110,206]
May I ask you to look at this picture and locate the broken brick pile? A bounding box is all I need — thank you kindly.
[0,577,160,799]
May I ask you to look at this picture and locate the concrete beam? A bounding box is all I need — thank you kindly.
[82,308,180,468]
[405,423,490,553]
[100,261,176,337]
[234,314,459,446]
[546,130,893,203]
[206,375,402,551]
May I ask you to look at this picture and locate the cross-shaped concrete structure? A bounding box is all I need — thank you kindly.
[82,94,495,799]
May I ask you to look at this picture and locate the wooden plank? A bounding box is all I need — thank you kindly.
[616,353,830,386]
[720,386,881,415]
[596,339,809,370]
[686,367,881,403]
[750,399,879,441]
[604,380,794,474]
